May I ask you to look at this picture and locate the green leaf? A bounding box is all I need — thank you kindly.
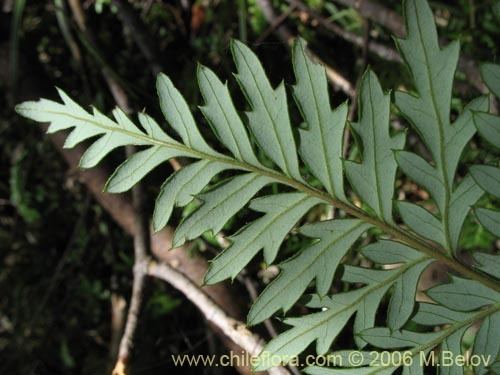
[173,173,272,246]
[448,175,483,250]
[394,0,459,162]
[474,112,500,149]
[360,240,423,264]
[491,361,500,374]
[397,202,445,246]
[446,96,489,179]
[248,219,371,325]
[197,64,262,166]
[157,73,216,155]
[15,90,151,169]
[473,253,500,279]
[15,13,500,374]
[292,38,347,200]
[470,165,500,199]
[362,241,429,330]
[359,327,441,348]
[345,70,405,223]
[387,257,428,329]
[475,208,500,237]
[231,39,302,180]
[440,327,468,375]
[153,160,228,232]
[401,359,425,375]
[412,303,474,325]
[394,0,485,252]
[394,150,443,206]
[204,193,320,284]
[481,63,500,99]
[138,112,173,141]
[105,146,183,193]
[427,276,500,311]
[255,242,431,370]
[256,288,380,370]
[473,311,500,375]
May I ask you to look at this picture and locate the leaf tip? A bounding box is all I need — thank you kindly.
[171,232,186,249]
[14,102,29,116]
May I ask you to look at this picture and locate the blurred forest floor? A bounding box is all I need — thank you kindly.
[0,0,499,374]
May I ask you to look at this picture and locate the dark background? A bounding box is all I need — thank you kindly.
[1,0,499,374]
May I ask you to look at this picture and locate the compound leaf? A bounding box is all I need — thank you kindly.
[394,0,484,252]
[397,202,445,246]
[473,253,500,279]
[248,219,371,325]
[475,208,500,237]
[359,328,441,348]
[255,242,431,370]
[470,164,500,199]
[474,112,500,149]
[105,146,183,193]
[157,73,216,155]
[481,63,500,99]
[153,160,228,232]
[345,70,405,223]
[292,38,347,200]
[426,276,500,311]
[197,64,262,166]
[173,173,272,246]
[473,311,500,375]
[231,39,302,180]
[204,193,320,284]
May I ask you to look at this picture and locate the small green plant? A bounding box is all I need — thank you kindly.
[16,0,500,373]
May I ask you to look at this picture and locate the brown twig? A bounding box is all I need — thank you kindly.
[330,0,486,93]
[110,294,127,360]
[147,260,290,375]
[111,0,162,76]
[63,3,254,373]
[254,3,297,46]
[344,18,371,157]
[65,6,146,370]
[112,145,150,371]
[238,273,278,338]
[333,0,405,36]
[287,0,401,63]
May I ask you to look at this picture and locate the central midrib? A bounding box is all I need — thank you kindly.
[236,44,295,177]
[207,194,313,280]
[367,76,386,221]
[266,256,431,354]
[300,44,335,196]
[42,106,500,292]
[414,8,453,251]
[366,301,500,375]
[250,221,368,320]
[201,68,245,161]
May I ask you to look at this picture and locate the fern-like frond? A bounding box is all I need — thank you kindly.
[305,302,499,375]
[197,64,263,166]
[172,173,273,247]
[345,70,405,224]
[473,252,500,279]
[248,219,372,325]
[231,39,303,181]
[255,242,432,370]
[394,0,485,252]
[470,63,500,237]
[15,1,500,372]
[292,38,347,200]
[152,160,228,231]
[205,193,321,284]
